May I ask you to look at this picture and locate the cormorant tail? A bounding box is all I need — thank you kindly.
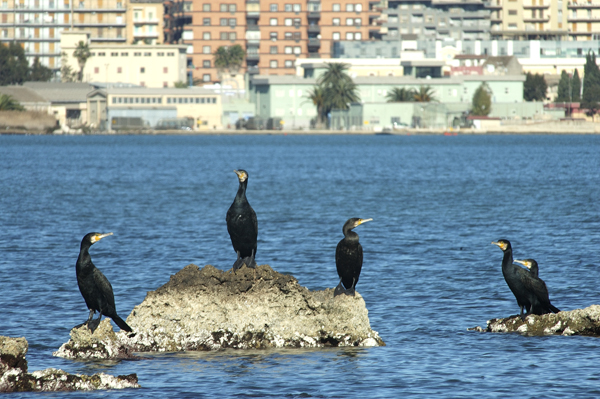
[549,304,560,313]
[112,315,133,332]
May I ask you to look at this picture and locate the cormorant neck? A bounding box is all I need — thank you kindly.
[343,229,359,242]
[77,243,93,271]
[235,180,248,201]
[501,247,513,269]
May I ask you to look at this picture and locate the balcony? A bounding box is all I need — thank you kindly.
[523,16,550,22]
[246,53,259,61]
[307,38,320,49]
[524,3,550,8]
[307,11,321,20]
[246,39,260,47]
[568,1,600,8]
[247,65,259,74]
[307,25,320,34]
[246,11,259,18]
[568,16,600,21]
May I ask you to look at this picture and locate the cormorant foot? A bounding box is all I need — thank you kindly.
[242,256,257,269]
[232,258,246,271]
[333,283,356,297]
[88,317,102,333]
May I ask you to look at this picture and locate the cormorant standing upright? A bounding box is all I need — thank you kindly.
[514,258,560,315]
[334,218,372,297]
[226,169,258,270]
[492,240,559,318]
[76,232,132,333]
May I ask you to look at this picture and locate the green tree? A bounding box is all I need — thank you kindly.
[413,86,436,102]
[29,56,53,82]
[73,41,91,82]
[523,72,547,102]
[572,69,582,102]
[581,51,600,117]
[317,62,353,87]
[471,83,492,116]
[60,52,78,82]
[386,87,416,102]
[307,85,328,128]
[213,45,245,79]
[174,81,188,88]
[0,94,25,111]
[0,42,29,85]
[555,70,571,103]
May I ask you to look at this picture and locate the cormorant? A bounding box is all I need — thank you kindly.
[226,169,258,270]
[492,239,559,318]
[514,258,560,315]
[75,232,132,333]
[334,218,372,297]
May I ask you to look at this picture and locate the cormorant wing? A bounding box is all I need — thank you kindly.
[92,268,117,313]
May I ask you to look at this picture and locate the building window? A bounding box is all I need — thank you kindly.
[270,45,278,54]
[293,18,300,27]
[285,46,292,54]
[284,3,292,11]
[229,18,236,26]
[285,18,292,26]
[203,32,210,39]
[203,45,211,54]
[94,67,99,73]
[346,32,353,40]
[140,67,145,73]
[229,4,235,11]
[220,3,227,11]
[220,18,227,25]
[346,18,353,25]
[202,3,210,11]
[293,4,300,12]
[332,3,340,11]
[270,3,277,11]
[203,60,210,67]
[229,32,236,40]
[346,3,354,11]
[270,60,278,68]
[294,46,301,54]
[121,52,129,56]
[270,32,277,40]
[203,74,210,81]
[293,32,301,40]
[355,3,362,11]
[332,32,340,40]
[144,52,151,56]
[285,32,292,39]
[117,67,122,73]
[508,9,517,15]
[354,18,361,26]
[220,32,228,39]
[203,18,210,25]
[163,67,168,73]
[333,18,340,26]
[167,52,174,56]
[163,82,168,88]
[270,18,277,25]
[285,60,293,68]
[355,32,362,40]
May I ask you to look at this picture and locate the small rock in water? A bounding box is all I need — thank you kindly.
[469,305,600,336]
[0,335,139,392]
[55,264,385,359]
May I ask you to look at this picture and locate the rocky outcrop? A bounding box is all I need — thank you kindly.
[55,264,384,359]
[0,336,139,392]
[469,305,600,336]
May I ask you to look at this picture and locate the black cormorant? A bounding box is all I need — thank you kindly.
[514,258,560,315]
[75,232,132,333]
[492,239,559,318]
[334,218,372,297]
[226,169,258,270]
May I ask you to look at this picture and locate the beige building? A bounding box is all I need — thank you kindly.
[87,87,223,130]
[61,30,188,87]
[0,0,167,72]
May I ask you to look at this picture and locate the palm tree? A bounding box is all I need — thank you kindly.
[73,41,91,82]
[386,87,416,102]
[317,63,352,87]
[328,78,359,110]
[213,45,246,78]
[413,86,436,102]
[0,94,25,111]
[307,85,328,128]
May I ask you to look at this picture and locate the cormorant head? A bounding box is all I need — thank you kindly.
[491,239,511,252]
[514,259,538,273]
[82,232,113,246]
[343,218,373,233]
[234,169,248,183]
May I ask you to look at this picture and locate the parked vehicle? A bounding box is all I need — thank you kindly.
[266,117,283,130]
[245,117,265,130]
[155,117,194,131]
[110,117,147,132]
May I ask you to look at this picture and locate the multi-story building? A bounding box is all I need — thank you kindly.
[0,0,168,72]
[186,0,374,83]
[379,0,491,41]
[487,0,567,40]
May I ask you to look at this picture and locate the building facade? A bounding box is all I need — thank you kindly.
[185,0,374,83]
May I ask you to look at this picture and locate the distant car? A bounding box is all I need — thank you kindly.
[393,122,409,130]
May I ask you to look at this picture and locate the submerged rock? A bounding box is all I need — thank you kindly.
[469,305,600,336]
[56,264,384,359]
[0,335,139,392]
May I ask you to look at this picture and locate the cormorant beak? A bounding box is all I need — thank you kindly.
[491,241,507,250]
[92,232,113,243]
[356,218,373,227]
[234,170,247,182]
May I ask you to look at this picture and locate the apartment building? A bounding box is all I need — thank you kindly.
[487,0,568,39]
[187,0,373,83]
[379,0,491,41]
[0,0,167,72]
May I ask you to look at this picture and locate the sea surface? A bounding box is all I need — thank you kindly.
[0,133,599,398]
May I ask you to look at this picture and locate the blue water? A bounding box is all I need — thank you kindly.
[1,134,599,398]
